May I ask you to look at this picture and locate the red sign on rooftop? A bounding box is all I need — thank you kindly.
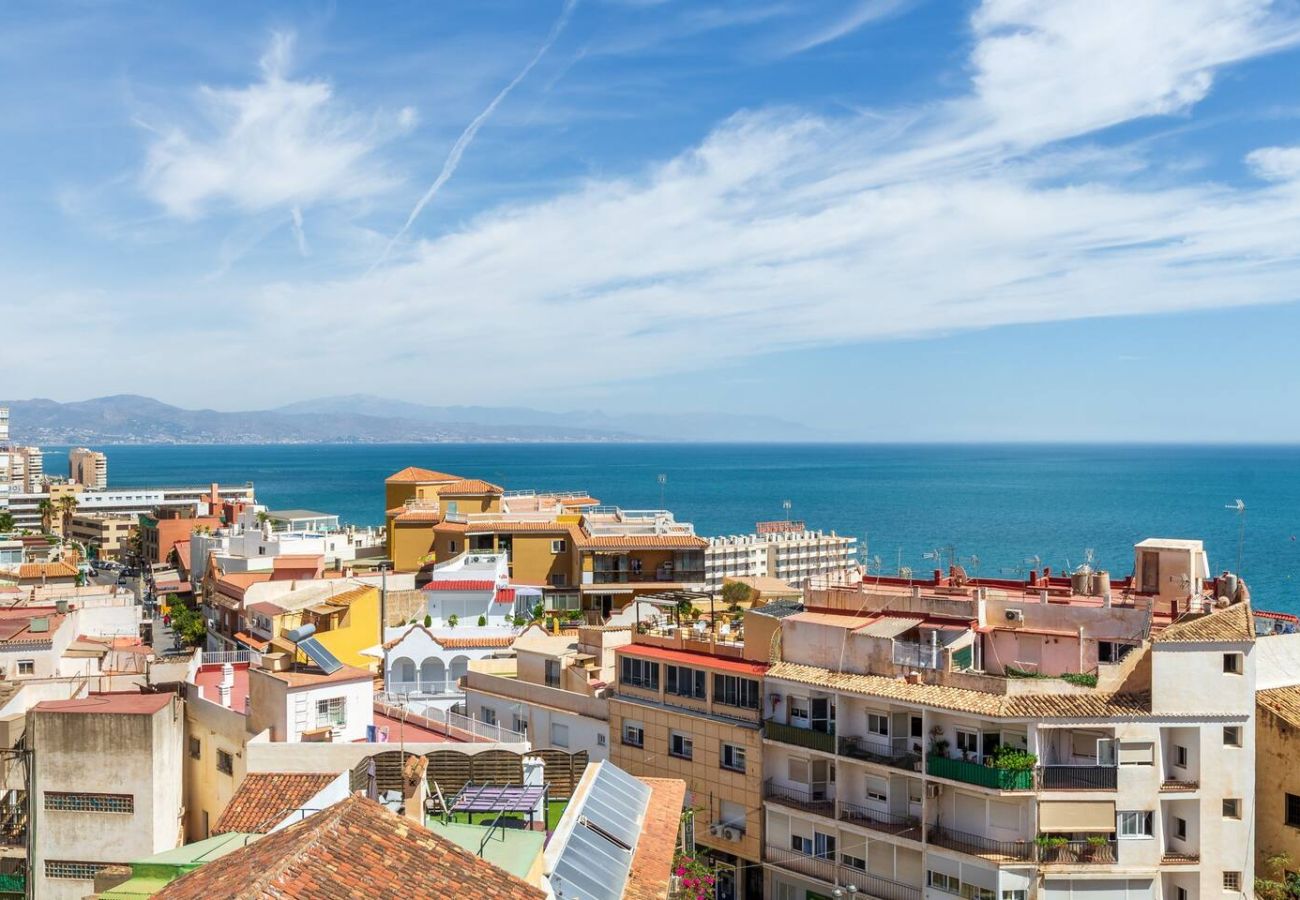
[756,520,805,534]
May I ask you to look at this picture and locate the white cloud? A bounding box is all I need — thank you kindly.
[138,31,403,220]
[784,0,915,55]
[1247,145,1300,180]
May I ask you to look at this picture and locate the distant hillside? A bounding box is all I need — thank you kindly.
[2,396,639,444]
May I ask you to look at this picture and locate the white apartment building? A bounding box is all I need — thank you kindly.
[706,521,858,590]
[189,505,382,582]
[758,539,1258,900]
[3,483,256,533]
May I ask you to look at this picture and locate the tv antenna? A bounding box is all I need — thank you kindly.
[657,473,667,508]
[782,499,792,518]
[1225,499,1247,574]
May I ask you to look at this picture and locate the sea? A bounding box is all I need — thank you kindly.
[79,443,1300,613]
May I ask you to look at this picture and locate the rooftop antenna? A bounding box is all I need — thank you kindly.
[782,499,792,520]
[1225,499,1247,574]
[657,473,667,509]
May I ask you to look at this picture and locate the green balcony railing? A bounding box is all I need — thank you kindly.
[764,719,836,754]
[926,755,1034,791]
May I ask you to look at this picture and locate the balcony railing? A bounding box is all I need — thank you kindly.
[765,719,835,754]
[1160,779,1198,792]
[926,755,1034,791]
[925,824,1034,862]
[763,844,838,886]
[838,801,921,839]
[764,778,834,814]
[593,570,707,584]
[1038,765,1118,791]
[842,869,922,900]
[1161,850,1199,865]
[839,734,920,771]
[763,846,921,900]
[1038,838,1118,865]
[386,679,460,697]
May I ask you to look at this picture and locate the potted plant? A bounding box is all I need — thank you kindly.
[447,614,459,629]
[1084,834,1110,862]
[1035,834,1070,863]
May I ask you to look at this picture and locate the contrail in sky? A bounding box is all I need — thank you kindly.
[373,0,579,270]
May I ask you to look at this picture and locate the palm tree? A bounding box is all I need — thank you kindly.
[37,498,54,535]
[56,494,78,537]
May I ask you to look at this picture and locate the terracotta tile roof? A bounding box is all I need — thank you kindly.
[0,612,67,644]
[156,794,546,899]
[393,509,445,524]
[434,635,516,650]
[1259,685,1300,729]
[437,478,505,495]
[214,772,340,834]
[385,466,462,484]
[625,778,686,900]
[465,520,582,534]
[15,561,79,580]
[171,540,192,571]
[579,534,708,549]
[432,520,469,532]
[423,579,497,591]
[767,661,1151,719]
[1152,601,1254,644]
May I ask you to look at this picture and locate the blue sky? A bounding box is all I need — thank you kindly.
[4,0,1300,440]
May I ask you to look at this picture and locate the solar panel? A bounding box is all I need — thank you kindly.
[298,636,343,675]
[552,821,631,900]
[577,764,650,849]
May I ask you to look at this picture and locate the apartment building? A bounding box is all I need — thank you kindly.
[189,504,382,582]
[7,447,43,494]
[27,692,184,900]
[66,512,136,561]
[608,614,773,899]
[68,447,108,489]
[759,538,1257,900]
[706,521,859,590]
[4,482,255,534]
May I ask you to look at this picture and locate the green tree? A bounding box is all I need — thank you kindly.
[720,580,753,613]
[163,596,207,647]
[0,511,14,533]
[55,494,78,536]
[1257,853,1300,900]
[37,499,54,534]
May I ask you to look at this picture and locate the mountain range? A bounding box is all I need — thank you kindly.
[1,395,831,444]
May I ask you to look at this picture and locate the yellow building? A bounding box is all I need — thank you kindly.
[609,628,769,900]
[66,511,136,561]
[243,582,382,671]
[1256,685,1300,878]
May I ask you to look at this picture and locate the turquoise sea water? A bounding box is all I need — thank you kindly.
[87,443,1300,611]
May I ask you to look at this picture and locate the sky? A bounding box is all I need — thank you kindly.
[3,0,1300,440]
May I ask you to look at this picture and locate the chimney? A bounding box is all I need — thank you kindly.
[218,662,234,708]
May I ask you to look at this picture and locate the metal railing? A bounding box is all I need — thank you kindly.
[926,755,1034,791]
[925,824,1034,862]
[387,679,460,697]
[763,778,833,813]
[763,845,921,900]
[376,698,526,744]
[200,649,259,667]
[1038,838,1119,865]
[837,801,921,838]
[838,734,920,770]
[842,869,922,900]
[1038,765,1118,790]
[764,844,837,885]
[593,570,707,584]
[764,719,835,753]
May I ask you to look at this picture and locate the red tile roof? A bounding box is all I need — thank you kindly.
[617,643,768,675]
[214,772,340,834]
[156,794,545,899]
[579,534,708,549]
[434,635,516,649]
[393,509,444,523]
[33,692,173,715]
[0,612,67,645]
[15,561,79,580]
[171,540,192,571]
[437,478,504,495]
[386,466,462,484]
[626,778,687,900]
[423,580,496,591]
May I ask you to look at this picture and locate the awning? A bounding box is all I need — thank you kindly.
[1038,800,1115,833]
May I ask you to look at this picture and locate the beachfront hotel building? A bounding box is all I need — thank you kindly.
[706,521,859,590]
[383,466,707,618]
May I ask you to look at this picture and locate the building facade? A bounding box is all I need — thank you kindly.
[68,448,108,489]
[706,522,859,590]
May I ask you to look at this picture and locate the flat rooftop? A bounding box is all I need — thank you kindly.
[424,820,545,879]
[34,692,173,715]
[193,663,251,714]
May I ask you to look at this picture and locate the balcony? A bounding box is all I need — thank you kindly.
[1161,850,1199,865]
[764,779,833,816]
[925,824,1034,863]
[926,755,1034,791]
[838,734,920,771]
[1160,779,1198,792]
[838,801,921,840]
[1038,765,1117,791]
[386,679,460,697]
[593,570,707,584]
[765,719,835,754]
[763,845,921,900]
[1037,838,1119,866]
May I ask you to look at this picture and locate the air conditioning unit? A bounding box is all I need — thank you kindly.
[708,823,724,837]
[721,826,740,842]
[926,783,942,799]
[1005,608,1024,623]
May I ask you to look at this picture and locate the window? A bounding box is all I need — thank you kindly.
[1176,889,1188,900]
[720,743,746,773]
[597,733,606,746]
[448,540,457,554]
[841,851,866,871]
[712,674,759,709]
[1223,871,1241,891]
[867,712,889,736]
[666,665,706,699]
[790,834,813,855]
[16,660,33,675]
[551,722,570,748]
[955,729,980,759]
[316,697,346,728]
[623,722,645,747]
[1002,893,1027,900]
[1223,725,1243,747]
[1174,745,1188,768]
[928,871,959,894]
[481,707,497,727]
[216,749,234,775]
[864,775,887,804]
[545,659,561,687]
[551,539,567,553]
[1117,810,1153,838]
[621,656,659,690]
[188,737,201,760]
[44,792,133,814]
[549,574,568,587]
[1286,792,1300,827]
[547,592,580,611]
[1223,798,1241,819]
[718,800,746,832]
[45,861,112,881]
[669,731,693,760]
[1223,652,1243,675]
[513,715,528,738]
[1175,816,1187,840]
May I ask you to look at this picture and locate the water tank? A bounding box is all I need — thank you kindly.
[1219,573,1239,604]
[1090,570,1109,597]
[1070,571,1090,595]
[284,623,317,642]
